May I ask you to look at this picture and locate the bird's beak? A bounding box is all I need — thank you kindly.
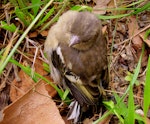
[69,35,80,47]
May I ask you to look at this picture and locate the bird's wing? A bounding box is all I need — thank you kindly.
[51,46,97,106]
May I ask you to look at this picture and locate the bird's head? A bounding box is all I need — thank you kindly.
[68,12,101,51]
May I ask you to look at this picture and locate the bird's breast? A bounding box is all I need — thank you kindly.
[59,41,106,84]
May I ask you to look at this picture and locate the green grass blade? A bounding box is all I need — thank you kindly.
[17,0,27,9]
[40,0,68,32]
[62,88,70,101]
[126,86,135,124]
[93,110,112,124]
[132,2,150,15]
[130,45,144,86]
[0,0,54,74]
[43,62,50,73]
[144,56,150,122]
[17,0,29,15]
[97,2,150,20]
[144,29,150,39]
[97,13,131,20]
[31,0,41,17]
[35,7,54,28]
[126,0,145,7]
[71,5,92,11]
[125,44,145,123]
[120,44,145,102]
[15,7,30,27]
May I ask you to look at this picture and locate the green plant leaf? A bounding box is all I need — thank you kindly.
[114,93,128,118]
[103,94,125,124]
[125,71,140,86]
[125,71,133,81]
[0,21,17,32]
[103,100,114,109]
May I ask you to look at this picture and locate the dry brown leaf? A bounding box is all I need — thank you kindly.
[45,80,57,97]
[9,70,35,102]
[137,49,148,67]
[107,0,126,15]
[107,0,117,9]
[102,25,107,35]
[117,22,127,35]
[93,0,111,15]
[128,16,143,50]
[0,81,64,124]
[10,59,48,102]
[40,30,48,37]
[125,45,134,62]
[28,31,38,38]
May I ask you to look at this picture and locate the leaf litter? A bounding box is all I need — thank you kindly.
[0,0,150,123]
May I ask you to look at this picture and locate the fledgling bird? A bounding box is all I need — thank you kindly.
[44,10,108,122]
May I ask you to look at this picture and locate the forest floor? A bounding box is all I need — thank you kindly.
[0,0,150,124]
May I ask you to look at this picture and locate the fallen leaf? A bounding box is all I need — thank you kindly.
[125,45,134,62]
[107,0,126,15]
[10,58,49,102]
[137,49,148,67]
[45,81,57,97]
[0,81,63,124]
[9,69,35,102]
[93,0,111,15]
[128,16,143,50]
[28,31,38,38]
[102,25,107,35]
[116,22,128,35]
[40,30,48,37]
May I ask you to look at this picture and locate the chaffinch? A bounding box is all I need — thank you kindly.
[44,10,108,122]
